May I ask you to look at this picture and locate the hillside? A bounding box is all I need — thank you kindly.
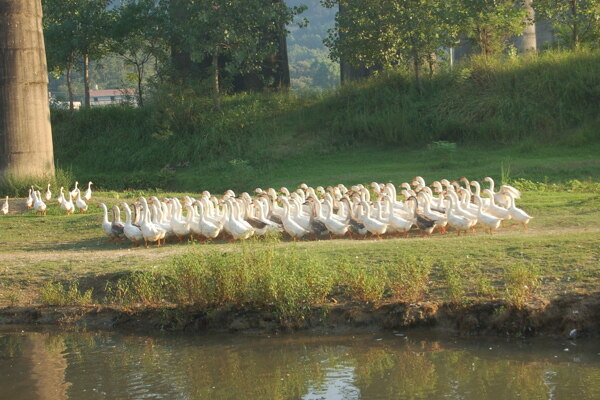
[17,49,600,194]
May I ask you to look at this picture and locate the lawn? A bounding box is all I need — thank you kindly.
[0,185,598,309]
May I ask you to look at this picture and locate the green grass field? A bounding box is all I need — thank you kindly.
[1,161,598,311]
[1,49,599,316]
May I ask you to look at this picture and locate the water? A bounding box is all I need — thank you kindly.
[1,327,599,399]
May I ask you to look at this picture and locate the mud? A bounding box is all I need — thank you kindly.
[1,293,598,338]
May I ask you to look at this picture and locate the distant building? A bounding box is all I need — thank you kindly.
[48,92,81,109]
[89,89,137,107]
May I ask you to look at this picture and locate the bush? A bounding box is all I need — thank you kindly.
[47,49,600,192]
[386,256,432,303]
[40,281,93,306]
[503,263,540,308]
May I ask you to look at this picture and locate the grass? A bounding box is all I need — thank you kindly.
[0,185,598,319]
[1,48,599,322]
[26,48,600,194]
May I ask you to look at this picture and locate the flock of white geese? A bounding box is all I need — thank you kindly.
[96,176,531,247]
[1,181,93,216]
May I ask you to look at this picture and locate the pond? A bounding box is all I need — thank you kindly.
[1,327,599,399]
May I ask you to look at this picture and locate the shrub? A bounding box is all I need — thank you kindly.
[503,263,540,308]
[40,281,93,306]
[386,256,432,303]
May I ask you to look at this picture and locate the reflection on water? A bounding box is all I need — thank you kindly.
[1,328,599,399]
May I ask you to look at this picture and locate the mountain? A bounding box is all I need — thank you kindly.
[286,0,339,88]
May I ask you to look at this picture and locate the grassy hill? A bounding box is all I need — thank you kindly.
[9,49,600,195]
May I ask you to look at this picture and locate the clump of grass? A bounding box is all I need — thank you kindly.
[503,263,540,308]
[440,262,468,304]
[0,168,74,197]
[508,178,600,193]
[472,271,496,299]
[339,259,386,303]
[105,270,168,306]
[386,256,432,303]
[40,281,93,306]
[106,241,335,324]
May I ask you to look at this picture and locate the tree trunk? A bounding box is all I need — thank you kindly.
[570,0,579,48]
[66,62,74,111]
[136,63,144,107]
[0,0,55,179]
[520,0,537,53]
[212,52,221,111]
[83,53,90,107]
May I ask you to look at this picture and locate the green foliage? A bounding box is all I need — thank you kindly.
[503,263,540,308]
[535,0,600,48]
[169,0,304,107]
[107,242,335,324]
[111,0,168,107]
[105,270,167,306]
[508,179,600,194]
[340,259,387,303]
[40,281,94,306]
[386,256,432,302]
[0,168,74,198]
[459,0,527,55]
[323,0,459,87]
[48,49,600,191]
[440,262,468,303]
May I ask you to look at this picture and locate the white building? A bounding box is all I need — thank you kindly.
[89,88,137,107]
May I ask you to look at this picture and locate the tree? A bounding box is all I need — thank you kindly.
[75,0,113,107]
[0,0,55,179]
[112,0,167,107]
[175,0,301,110]
[520,0,537,52]
[459,0,527,56]
[43,0,79,110]
[42,0,113,108]
[323,0,459,90]
[535,0,600,48]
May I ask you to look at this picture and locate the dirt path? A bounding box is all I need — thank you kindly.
[1,226,598,268]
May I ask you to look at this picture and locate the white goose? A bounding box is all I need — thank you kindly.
[57,187,65,205]
[381,195,414,236]
[474,194,503,234]
[84,181,93,201]
[97,203,113,239]
[75,191,88,213]
[139,198,165,247]
[2,196,9,215]
[418,192,447,233]
[26,188,34,209]
[121,202,143,246]
[33,191,47,216]
[281,197,309,239]
[482,189,511,220]
[445,195,473,235]
[506,192,532,229]
[194,200,221,240]
[45,184,52,202]
[483,177,521,208]
[61,192,75,215]
[170,199,191,241]
[314,198,348,237]
[359,201,388,238]
[224,200,254,240]
[70,181,80,198]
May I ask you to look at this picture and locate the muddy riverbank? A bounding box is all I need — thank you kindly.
[1,292,598,338]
